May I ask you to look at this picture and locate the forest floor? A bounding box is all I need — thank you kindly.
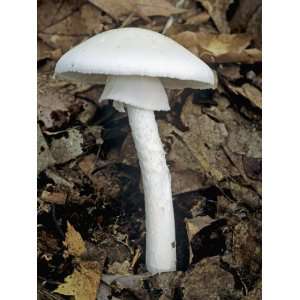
[37,1,262,299]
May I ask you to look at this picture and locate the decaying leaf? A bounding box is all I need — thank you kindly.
[55,260,101,300]
[107,260,131,275]
[185,215,214,263]
[182,256,238,299]
[89,0,185,20]
[197,0,233,33]
[38,74,81,130]
[218,64,242,81]
[37,124,55,173]
[64,222,87,257]
[172,31,261,63]
[79,154,121,199]
[41,190,67,205]
[50,128,85,164]
[38,0,85,31]
[39,3,109,52]
[230,0,261,33]
[227,83,262,109]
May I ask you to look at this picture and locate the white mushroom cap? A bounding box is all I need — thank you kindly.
[55,27,216,90]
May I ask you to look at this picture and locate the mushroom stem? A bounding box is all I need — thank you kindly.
[127,105,176,273]
[100,75,176,273]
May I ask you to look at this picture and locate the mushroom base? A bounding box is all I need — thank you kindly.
[127,105,176,274]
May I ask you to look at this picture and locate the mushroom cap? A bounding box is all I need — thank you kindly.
[55,27,216,90]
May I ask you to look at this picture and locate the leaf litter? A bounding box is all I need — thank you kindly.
[38,0,262,299]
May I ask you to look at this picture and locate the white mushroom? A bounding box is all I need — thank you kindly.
[55,27,215,274]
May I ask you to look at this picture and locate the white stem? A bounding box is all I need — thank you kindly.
[127,105,176,273]
[100,75,176,273]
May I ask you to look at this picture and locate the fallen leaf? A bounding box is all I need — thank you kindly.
[107,260,131,275]
[182,256,238,299]
[41,190,67,205]
[230,0,261,32]
[232,220,261,279]
[50,128,85,164]
[55,260,101,300]
[227,83,262,109]
[218,64,242,81]
[184,11,210,26]
[38,74,81,130]
[197,0,233,33]
[78,154,121,200]
[89,0,185,20]
[185,215,214,263]
[37,124,55,173]
[247,5,262,49]
[64,222,87,257]
[39,4,108,52]
[38,0,85,31]
[172,31,261,63]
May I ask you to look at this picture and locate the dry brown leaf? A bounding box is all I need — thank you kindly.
[39,4,107,52]
[55,260,101,300]
[78,154,121,199]
[37,124,55,173]
[50,128,85,164]
[38,74,80,130]
[227,83,262,109]
[182,257,237,299]
[230,0,261,32]
[197,0,233,33]
[185,216,214,263]
[107,260,131,275]
[89,0,185,20]
[247,5,262,49]
[218,64,242,81]
[64,222,87,257]
[184,11,210,26]
[172,31,261,63]
[41,190,67,205]
[38,0,85,31]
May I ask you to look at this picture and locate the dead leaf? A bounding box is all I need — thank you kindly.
[247,5,262,49]
[64,222,87,257]
[197,0,233,33]
[38,73,82,130]
[49,128,87,164]
[182,256,238,299]
[89,0,185,20]
[39,4,108,52]
[172,31,261,63]
[218,64,242,81]
[107,260,131,275]
[185,216,214,263]
[41,190,67,205]
[37,124,55,173]
[227,83,262,109]
[38,0,85,31]
[230,0,261,33]
[55,260,101,300]
[184,11,210,26]
[79,154,121,199]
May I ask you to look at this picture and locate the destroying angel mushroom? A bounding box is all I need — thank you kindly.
[55,27,216,274]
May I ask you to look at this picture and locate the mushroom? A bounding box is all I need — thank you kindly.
[55,27,215,273]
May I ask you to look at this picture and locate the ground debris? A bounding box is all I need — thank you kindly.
[172,31,261,63]
[197,0,233,33]
[38,124,55,173]
[89,0,185,20]
[182,256,239,300]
